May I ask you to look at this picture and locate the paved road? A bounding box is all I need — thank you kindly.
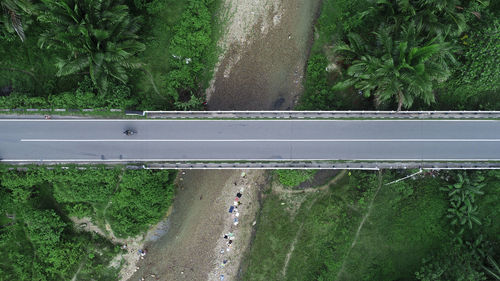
[1,119,500,162]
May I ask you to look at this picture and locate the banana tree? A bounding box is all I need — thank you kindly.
[442,172,485,230]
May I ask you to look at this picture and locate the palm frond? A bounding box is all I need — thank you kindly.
[55,56,90,76]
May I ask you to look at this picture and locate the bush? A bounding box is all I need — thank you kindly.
[23,209,85,279]
[437,17,500,110]
[0,166,176,280]
[274,170,317,187]
[0,77,135,109]
[298,54,331,110]
[44,168,121,204]
[164,0,215,108]
[107,170,176,237]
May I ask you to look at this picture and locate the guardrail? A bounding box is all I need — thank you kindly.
[142,161,500,169]
[5,161,500,169]
[143,110,500,119]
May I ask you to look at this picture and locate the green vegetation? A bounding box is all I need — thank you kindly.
[299,0,499,111]
[242,170,500,280]
[107,170,175,237]
[0,166,176,280]
[131,0,221,110]
[437,17,500,110]
[0,0,35,42]
[38,0,145,93]
[0,0,221,110]
[273,169,317,187]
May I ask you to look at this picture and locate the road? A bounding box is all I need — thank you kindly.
[1,119,500,162]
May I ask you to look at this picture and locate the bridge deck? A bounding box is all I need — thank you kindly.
[2,119,500,163]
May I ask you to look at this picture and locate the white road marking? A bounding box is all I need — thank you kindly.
[2,159,500,162]
[20,139,500,142]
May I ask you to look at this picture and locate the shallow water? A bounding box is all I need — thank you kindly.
[209,0,322,110]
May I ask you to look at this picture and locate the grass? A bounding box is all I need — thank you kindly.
[241,172,354,280]
[242,193,303,280]
[338,175,450,280]
[241,170,458,280]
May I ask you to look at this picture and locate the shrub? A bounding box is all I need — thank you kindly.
[107,170,176,237]
[274,170,317,187]
[437,17,500,110]
[0,77,135,109]
[165,0,215,109]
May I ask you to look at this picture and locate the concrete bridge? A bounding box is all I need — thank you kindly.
[2,111,500,169]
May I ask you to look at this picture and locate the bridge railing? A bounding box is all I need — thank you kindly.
[143,110,500,119]
[6,161,500,170]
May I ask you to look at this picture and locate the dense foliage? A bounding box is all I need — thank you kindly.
[0,0,34,41]
[437,16,500,110]
[299,0,499,111]
[273,169,317,187]
[107,170,175,237]
[0,166,176,280]
[0,0,220,110]
[38,0,145,93]
[0,76,135,109]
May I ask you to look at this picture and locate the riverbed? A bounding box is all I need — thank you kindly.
[207,0,322,110]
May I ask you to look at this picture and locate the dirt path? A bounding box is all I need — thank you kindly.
[335,170,384,280]
[274,171,346,277]
[126,170,267,281]
[207,0,322,110]
[274,170,347,194]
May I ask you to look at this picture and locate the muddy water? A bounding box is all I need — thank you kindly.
[129,170,234,281]
[208,0,322,110]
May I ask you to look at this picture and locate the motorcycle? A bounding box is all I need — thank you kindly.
[123,129,136,136]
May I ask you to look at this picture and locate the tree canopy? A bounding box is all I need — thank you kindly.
[37,0,145,93]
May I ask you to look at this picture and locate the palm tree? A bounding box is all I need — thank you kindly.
[334,23,455,110]
[417,0,467,36]
[0,0,34,41]
[482,256,500,280]
[332,32,369,65]
[38,0,145,93]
